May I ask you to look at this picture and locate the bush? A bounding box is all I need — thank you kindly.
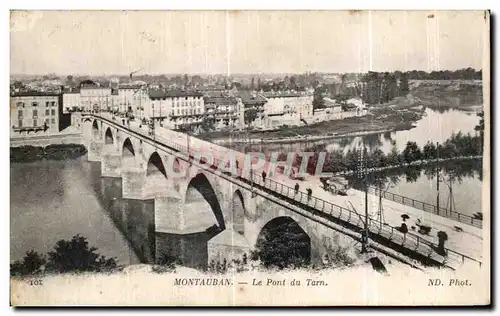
[10,250,46,277]
[152,253,181,274]
[10,144,87,163]
[46,235,118,273]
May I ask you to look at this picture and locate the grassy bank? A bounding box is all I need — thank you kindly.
[201,108,421,144]
[10,144,87,163]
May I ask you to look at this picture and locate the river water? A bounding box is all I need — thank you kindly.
[10,159,147,264]
[10,107,484,264]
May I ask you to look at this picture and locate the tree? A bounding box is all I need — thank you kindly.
[257,78,262,90]
[335,93,349,105]
[244,109,258,126]
[250,77,255,90]
[402,141,422,163]
[312,87,325,110]
[399,72,410,96]
[66,75,74,86]
[46,235,118,273]
[290,76,297,90]
[253,220,310,270]
[422,142,437,160]
[10,250,46,276]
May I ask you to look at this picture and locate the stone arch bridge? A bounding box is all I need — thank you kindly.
[81,113,470,270]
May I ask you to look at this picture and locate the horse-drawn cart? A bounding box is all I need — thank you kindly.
[320,177,349,196]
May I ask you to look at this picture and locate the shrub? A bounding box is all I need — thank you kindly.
[10,250,46,277]
[46,235,118,273]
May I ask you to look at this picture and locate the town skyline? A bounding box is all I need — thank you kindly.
[11,10,487,76]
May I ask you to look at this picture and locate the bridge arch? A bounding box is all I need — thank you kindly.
[143,151,169,199]
[185,172,225,231]
[254,216,311,269]
[121,137,136,168]
[231,189,245,235]
[92,120,100,139]
[104,127,114,145]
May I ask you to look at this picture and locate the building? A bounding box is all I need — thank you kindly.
[145,90,205,131]
[203,96,239,130]
[117,83,147,114]
[323,97,342,113]
[10,92,70,135]
[237,91,267,128]
[62,88,81,112]
[79,80,112,111]
[260,91,314,128]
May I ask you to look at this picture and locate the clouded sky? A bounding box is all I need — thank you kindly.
[10,10,487,75]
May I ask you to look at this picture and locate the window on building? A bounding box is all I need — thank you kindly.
[16,102,24,108]
[51,109,56,116]
[46,101,50,107]
[45,119,49,124]
[51,101,56,107]
[33,119,38,126]
[45,109,50,116]
[18,110,23,118]
[33,109,38,118]
[18,120,22,128]
[32,102,38,107]
[51,118,56,124]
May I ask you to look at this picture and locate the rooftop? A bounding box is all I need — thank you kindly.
[11,91,60,97]
[237,90,267,105]
[148,89,204,99]
[62,87,81,94]
[262,91,310,98]
[204,96,238,105]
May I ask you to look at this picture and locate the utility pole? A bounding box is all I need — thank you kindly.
[362,145,369,253]
[436,141,440,216]
[354,145,370,253]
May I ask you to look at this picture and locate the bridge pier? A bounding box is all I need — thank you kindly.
[101,151,122,178]
[87,140,104,162]
[122,168,146,199]
[207,229,251,265]
[154,198,222,269]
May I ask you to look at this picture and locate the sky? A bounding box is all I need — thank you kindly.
[10,10,488,76]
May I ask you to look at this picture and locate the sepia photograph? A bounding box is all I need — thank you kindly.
[9,9,490,306]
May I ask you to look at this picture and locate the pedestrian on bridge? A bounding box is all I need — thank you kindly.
[294,183,299,195]
[307,188,312,202]
[262,170,267,183]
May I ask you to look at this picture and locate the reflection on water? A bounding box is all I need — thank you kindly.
[229,107,481,154]
[10,159,140,264]
[11,158,217,269]
[347,160,483,216]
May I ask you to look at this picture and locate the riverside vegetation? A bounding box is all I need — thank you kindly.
[10,144,87,163]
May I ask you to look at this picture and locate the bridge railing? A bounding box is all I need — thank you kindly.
[367,186,483,229]
[243,169,482,269]
[87,114,483,269]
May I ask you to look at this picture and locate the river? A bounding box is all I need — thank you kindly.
[10,159,145,264]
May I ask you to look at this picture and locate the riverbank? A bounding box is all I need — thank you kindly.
[203,109,419,145]
[10,144,87,163]
[10,128,83,148]
[201,80,482,145]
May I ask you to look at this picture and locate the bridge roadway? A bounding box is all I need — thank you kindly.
[86,113,483,269]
